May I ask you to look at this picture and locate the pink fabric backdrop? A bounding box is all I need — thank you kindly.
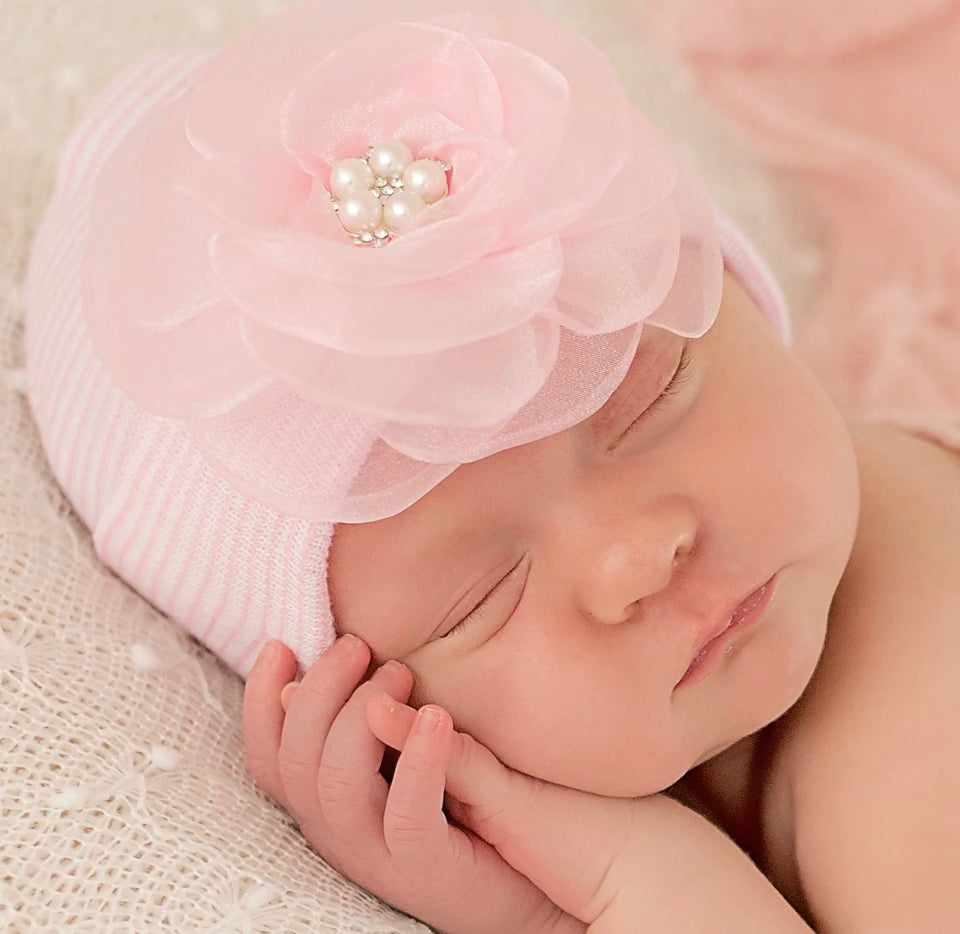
[641,0,960,450]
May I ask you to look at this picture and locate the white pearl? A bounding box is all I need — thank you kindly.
[402,159,448,204]
[367,141,413,180]
[338,191,383,234]
[383,190,427,233]
[329,158,375,200]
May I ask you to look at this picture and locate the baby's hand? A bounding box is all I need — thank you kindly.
[365,691,658,928]
[242,636,585,934]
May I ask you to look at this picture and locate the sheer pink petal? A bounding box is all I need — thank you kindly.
[86,102,225,332]
[642,161,724,337]
[554,197,681,334]
[378,320,642,463]
[492,3,634,244]
[82,267,265,419]
[182,2,371,161]
[281,22,504,175]
[211,233,562,354]
[177,146,311,229]
[238,315,559,427]
[212,212,502,288]
[561,108,678,237]
[188,386,461,522]
[420,35,571,220]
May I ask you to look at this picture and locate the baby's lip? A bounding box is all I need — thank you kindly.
[678,572,779,680]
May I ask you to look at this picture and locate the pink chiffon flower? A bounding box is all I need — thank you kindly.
[82,0,724,522]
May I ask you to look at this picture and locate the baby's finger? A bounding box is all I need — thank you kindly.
[278,634,370,820]
[366,689,418,750]
[317,659,414,846]
[242,640,299,807]
[371,692,550,845]
[382,706,457,862]
[280,681,298,712]
[370,692,629,920]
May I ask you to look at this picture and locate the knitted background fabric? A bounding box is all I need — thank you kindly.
[1,0,810,929]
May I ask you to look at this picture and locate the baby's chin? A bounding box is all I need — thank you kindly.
[512,747,707,800]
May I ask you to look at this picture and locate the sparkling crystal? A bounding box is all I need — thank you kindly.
[359,232,374,242]
[374,227,390,239]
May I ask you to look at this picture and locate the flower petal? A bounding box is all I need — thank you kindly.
[281,21,505,176]
[488,3,635,244]
[553,196,681,334]
[640,160,724,338]
[379,320,644,462]
[187,383,461,522]
[211,233,563,354]
[238,315,560,427]
[82,263,266,419]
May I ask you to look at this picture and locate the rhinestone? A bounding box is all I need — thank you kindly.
[383,186,394,196]
[359,232,374,242]
[374,227,390,239]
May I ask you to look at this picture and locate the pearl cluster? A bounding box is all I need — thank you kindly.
[328,140,450,246]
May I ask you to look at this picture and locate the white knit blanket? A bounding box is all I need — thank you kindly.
[0,0,810,929]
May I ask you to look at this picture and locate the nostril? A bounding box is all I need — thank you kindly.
[673,533,696,565]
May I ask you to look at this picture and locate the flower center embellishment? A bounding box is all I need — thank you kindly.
[328,140,450,246]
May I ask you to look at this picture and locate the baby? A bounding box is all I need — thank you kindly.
[23,0,960,931]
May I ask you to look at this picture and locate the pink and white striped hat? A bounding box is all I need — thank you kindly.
[24,1,790,680]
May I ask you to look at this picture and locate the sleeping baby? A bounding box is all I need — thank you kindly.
[24,0,960,931]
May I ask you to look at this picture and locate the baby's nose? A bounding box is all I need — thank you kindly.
[574,500,697,626]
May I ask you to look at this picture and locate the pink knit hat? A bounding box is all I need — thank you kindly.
[24,0,790,680]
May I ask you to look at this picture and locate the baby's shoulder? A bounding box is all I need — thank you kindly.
[774,420,960,930]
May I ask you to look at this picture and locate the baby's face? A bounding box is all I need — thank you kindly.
[328,269,860,797]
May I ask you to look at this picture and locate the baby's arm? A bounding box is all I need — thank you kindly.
[586,801,813,933]
[369,692,814,933]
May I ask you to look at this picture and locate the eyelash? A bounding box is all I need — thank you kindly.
[623,343,693,437]
[444,558,525,639]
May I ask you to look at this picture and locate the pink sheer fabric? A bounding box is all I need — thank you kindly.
[82,0,728,525]
[642,0,960,453]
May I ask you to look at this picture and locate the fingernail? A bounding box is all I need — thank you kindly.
[280,682,298,709]
[329,633,360,660]
[260,640,281,666]
[376,691,399,714]
[416,706,441,736]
